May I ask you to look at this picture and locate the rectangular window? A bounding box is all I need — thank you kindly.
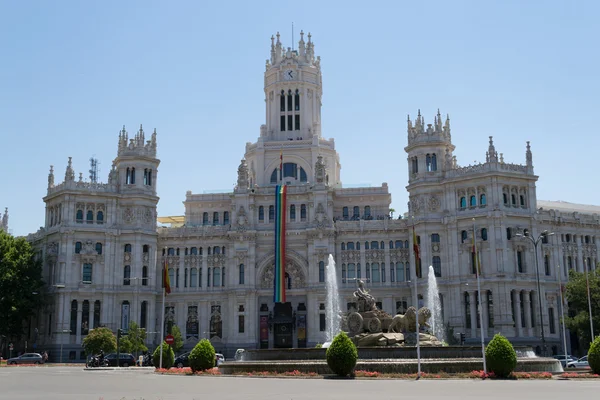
[517,251,524,273]
[295,115,300,130]
[549,308,556,334]
[238,315,245,333]
[319,313,326,332]
[300,204,306,221]
[82,263,92,283]
[280,115,286,131]
[287,115,293,131]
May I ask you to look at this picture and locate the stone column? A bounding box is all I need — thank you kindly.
[523,290,532,337]
[469,290,477,338]
[76,304,82,343]
[513,290,522,337]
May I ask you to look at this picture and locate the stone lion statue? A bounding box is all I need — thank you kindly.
[388,306,432,333]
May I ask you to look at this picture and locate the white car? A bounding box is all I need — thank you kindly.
[566,355,589,368]
[215,353,225,366]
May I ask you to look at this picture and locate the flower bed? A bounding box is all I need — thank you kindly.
[155,368,553,380]
[560,372,600,379]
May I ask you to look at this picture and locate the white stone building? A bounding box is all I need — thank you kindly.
[26,31,599,361]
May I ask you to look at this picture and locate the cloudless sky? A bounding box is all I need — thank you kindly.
[1,0,598,237]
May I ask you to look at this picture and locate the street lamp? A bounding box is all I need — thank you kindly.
[515,229,554,356]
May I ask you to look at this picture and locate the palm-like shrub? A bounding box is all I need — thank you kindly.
[588,336,600,374]
[326,332,358,377]
[152,342,174,369]
[485,333,517,378]
[189,339,216,372]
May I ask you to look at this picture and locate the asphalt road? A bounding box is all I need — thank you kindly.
[0,367,599,400]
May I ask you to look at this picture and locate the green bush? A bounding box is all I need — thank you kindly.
[188,339,216,372]
[315,343,323,348]
[588,336,600,374]
[485,333,517,378]
[326,332,358,377]
[152,342,175,369]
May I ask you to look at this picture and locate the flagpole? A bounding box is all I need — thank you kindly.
[557,265,568,364]
[585,259,595,341]
[159,257,166,369]
[411,217,421,379]
[473,219,487,374]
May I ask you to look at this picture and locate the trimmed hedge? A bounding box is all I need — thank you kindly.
[588,336,600,374]
[152,341,175,369]
[326,331,358,377]
[189,339,216,372]
[485,333,517,378]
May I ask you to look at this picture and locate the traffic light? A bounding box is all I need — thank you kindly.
[117,329,123,339]
[460,332,466,345]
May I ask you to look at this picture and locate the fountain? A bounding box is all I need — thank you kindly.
[323,254,342,346]
[427,265,446,343]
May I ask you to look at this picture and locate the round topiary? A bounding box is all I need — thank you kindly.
[588,335,600,374]
[152,342,175,369]
[326,331,358,377]
[189,339,216,372]
[485,333,517,378]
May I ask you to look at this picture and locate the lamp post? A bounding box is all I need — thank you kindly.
[515,230,554,356]
[584,258,595,342]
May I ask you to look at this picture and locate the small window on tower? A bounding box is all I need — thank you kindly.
[295,115,300,130]
[280,90,285,112]
[295,89,300,111]
[287,115,293,131]
[280,115,286,131]
[287,90,293,111]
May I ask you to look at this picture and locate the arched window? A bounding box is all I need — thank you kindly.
[126,167,131,184]
[364,206,371,218]
[520,195,526,207]
[213,267,221,287]
[347,242,354,250]
[222,246,226,255]
[365,241,369,250]
[270,169,278,183]
[487,291,494,328]
[81,300,90,335]
[213,212,219,225]
[431,233,440,243]
[319,261,325,283]
[75,241,82,254]
[470,195,477,207]
[259,206,264,221]
[290,205,296,220]
[285,272,291,289]
[357,242,361,250]
[184,268,188,287]
[222,267,226,286]
[395,240,402,248]
[190,247,197,255]
[76,209,83,222]
[167,247,175,256]
[300,204,306,221]
[203,212,209,225]
[86,210,94,224]
[130,168,135,184]
[95,242,102,254]
[280,90,285,112]
[511,194,516,206]
[432,256,441,277]
[190,267,197,287]
[269,205,275,222]
[404,240,409,248]
[464,292,471,329]
[168,267,175,289]
[503,193,509,205]
[142,266,148,286]
[295,89,300,111]
[431,154,437,171]
[481,228,488,241]
[412,157,419,174]
[460,197,467,209]
[239,264,245,285]
[121,301,130,330]
[213,246,220,255]
[341,242,346,251]
[389,241,394,249]
[70,300,78,336]
[223,211,230,225]
[287,89,293,111]
[124,244,132,253]
[94,300,101,328]
[480,194,487,206]
[396,262,405,282]
[123,265,131,285]
[461,230,468,243]
[96,211,104,224]
[342,206,348,219]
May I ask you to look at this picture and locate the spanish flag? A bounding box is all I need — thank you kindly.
[163,259,171,295]
[413,225,421,278]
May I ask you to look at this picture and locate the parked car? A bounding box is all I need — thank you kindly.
[173,352,190,369]
[7,353,44,365]
[104,353,136,367]
[567,355,590,368]
[553,355,578,367]
[215,353,225,366]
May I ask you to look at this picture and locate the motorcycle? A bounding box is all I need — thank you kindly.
[87,354,109,368]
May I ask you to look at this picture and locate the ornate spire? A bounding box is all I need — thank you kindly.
[236,158,249,189]
[65,157,75,181]
[526,141,533,166]
[488,136,498,162]
[298,30,306,57]
[48,165,55,188]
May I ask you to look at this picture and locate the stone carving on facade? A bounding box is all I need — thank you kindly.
[235,206,249,232]
[46,242,59,257]
[81,240,96,255]
[123,207,135,224]
[427,195,440,212]
[340,250,360,263]
[237,159,249,189]
[314,155,326,184]
[313,202,330,229]
[143,207,153,224]
[260,261,306,289]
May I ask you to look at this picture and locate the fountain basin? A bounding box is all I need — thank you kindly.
[219,357,563,375]
[237,346,539,361]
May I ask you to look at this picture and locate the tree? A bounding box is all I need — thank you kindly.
[0,231,45,346]
[170,325,184,354]
[82,327,116,356]
[565,269,600,350]
[124,321,147,358]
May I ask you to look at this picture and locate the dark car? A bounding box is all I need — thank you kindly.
[104,353,136,367]
[173,352,190,369]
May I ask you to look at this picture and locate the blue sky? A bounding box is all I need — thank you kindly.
[1,0,598,237]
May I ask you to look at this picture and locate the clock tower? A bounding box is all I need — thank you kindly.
[263,31,322,141]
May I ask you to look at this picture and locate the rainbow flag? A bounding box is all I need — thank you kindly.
[274,184,287,303]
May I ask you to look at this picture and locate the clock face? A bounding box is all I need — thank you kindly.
[284,69,295,81]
